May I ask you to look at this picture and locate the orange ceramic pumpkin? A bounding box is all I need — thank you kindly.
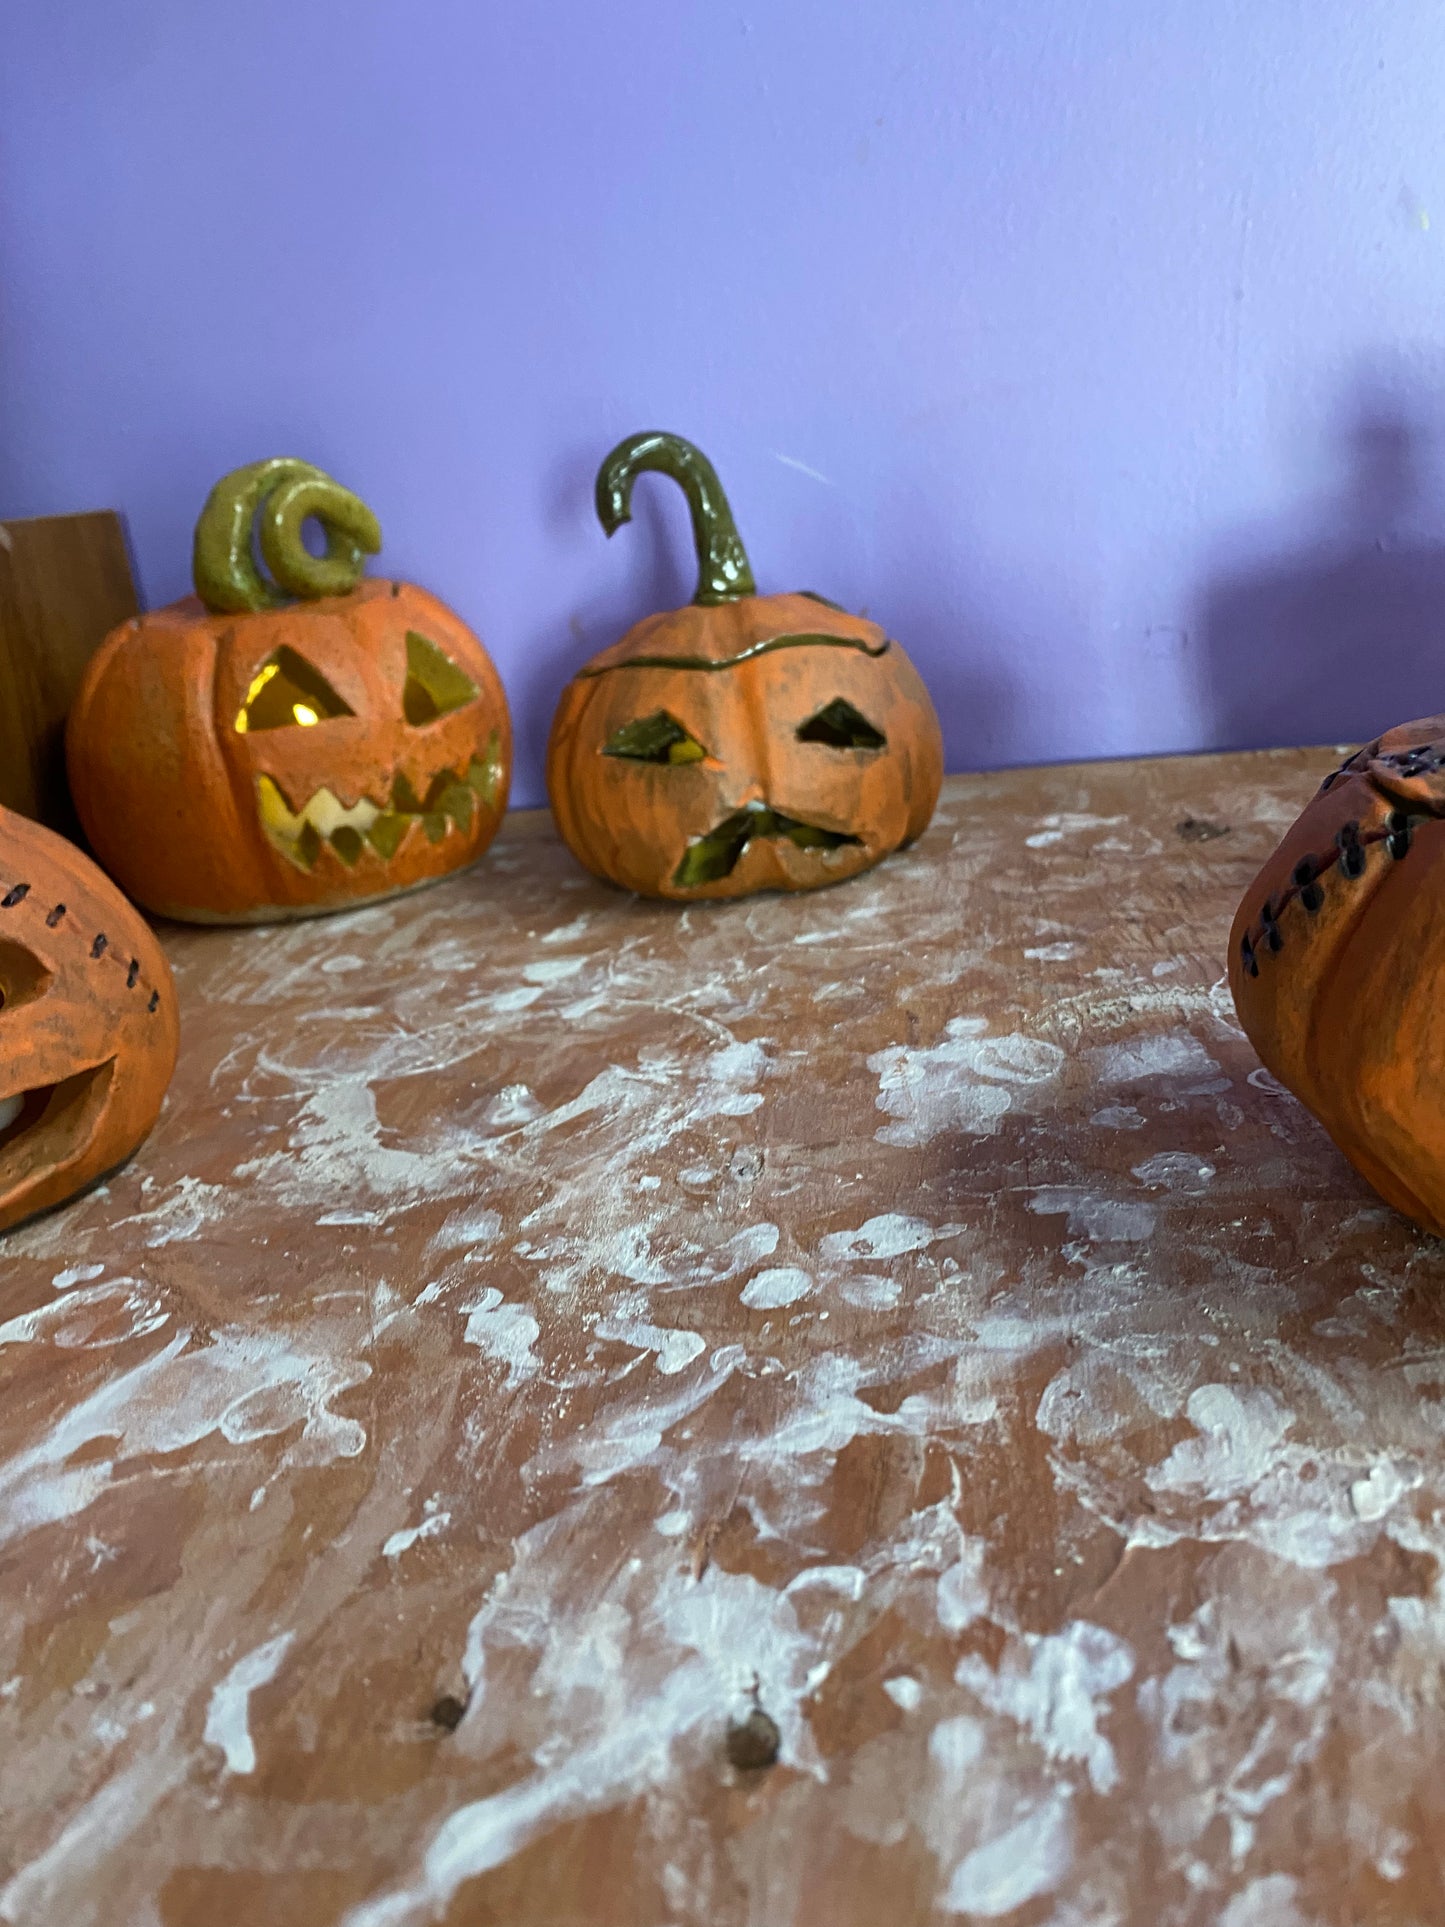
[0,803,178,1232]
[547,433,943,901]
[1230,712,1445,1235]
[67,459,511,923]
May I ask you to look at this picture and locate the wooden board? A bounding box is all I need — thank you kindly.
[0,511,138,832]
[2,746,1443,1927]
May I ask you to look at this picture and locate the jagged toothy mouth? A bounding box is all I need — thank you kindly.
[673,802,862,888]
[257,742,503,872]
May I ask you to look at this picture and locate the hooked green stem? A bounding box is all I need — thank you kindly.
[192,457,382,614]
[595,431,756,607]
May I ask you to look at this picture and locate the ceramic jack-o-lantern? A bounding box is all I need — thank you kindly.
[67,459,511,923]
[0,803,178,1232]
[546,432,943,901]
[1230,712,1445,1236]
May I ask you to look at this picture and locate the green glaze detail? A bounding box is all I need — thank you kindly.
[192,457,382,614]
[672,805,861,889]
[602,711,707,763]
[366,813,409,860]
[579,630,892,679]
[329,825,364,868]
[434,782,476,834]
[596,431,756,606]
[673,813,754,888]
[392,772,425,815]
[796,697,886,750]
[466,736,505,808]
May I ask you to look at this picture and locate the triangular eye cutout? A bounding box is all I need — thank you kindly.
[235,646,354,733]
[404,631,479,726]
[603,711,708,764]
[796,698,886,750]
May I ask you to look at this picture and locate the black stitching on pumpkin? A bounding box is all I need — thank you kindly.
[91,933,107,959]
[126,958,140,988]
[1386,809,1414,859]
[1318,745,1374,794]
[45,903,65,927]
[2,884,30,908]
[1241,810,1426,967]
[147,990,160,1013]
[1379,744,1445,775]
[1335,821,1366,879]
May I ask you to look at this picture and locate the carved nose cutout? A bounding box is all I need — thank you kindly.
[796,699,886,750]
[235,647,355,734]
[404,632,479,725]
[603,712,708,764]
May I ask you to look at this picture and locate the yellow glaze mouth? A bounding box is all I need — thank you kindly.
[256,734,503,871]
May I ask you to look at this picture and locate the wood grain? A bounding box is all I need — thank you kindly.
[0,512,138,832]
[2,747,1443,1927]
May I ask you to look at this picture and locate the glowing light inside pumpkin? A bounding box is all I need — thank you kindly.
[255,733,504,870]
[234,649,354,733]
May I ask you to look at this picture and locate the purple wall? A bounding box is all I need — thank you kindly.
[5,3,1445,805]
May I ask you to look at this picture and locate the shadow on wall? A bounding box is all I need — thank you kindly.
[1201,400,1445,753]
[870,480,1022,777]
[876,575,1019,778]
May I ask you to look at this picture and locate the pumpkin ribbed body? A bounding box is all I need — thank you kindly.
[69,579,511,924]
[0,804,178,1232]
[548,592,942,901]
[1229,712,1445,1235]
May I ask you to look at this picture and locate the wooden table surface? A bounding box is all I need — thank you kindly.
[3,747,1444,1927]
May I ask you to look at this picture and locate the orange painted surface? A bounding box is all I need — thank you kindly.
[68,580,511,925]
[0,804,178,1230]
[547,595,942,900]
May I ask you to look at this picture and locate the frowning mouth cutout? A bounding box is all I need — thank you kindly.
[672,803,863,888]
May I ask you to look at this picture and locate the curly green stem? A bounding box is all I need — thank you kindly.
[192,458,382,614]
[595,431,756,607]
